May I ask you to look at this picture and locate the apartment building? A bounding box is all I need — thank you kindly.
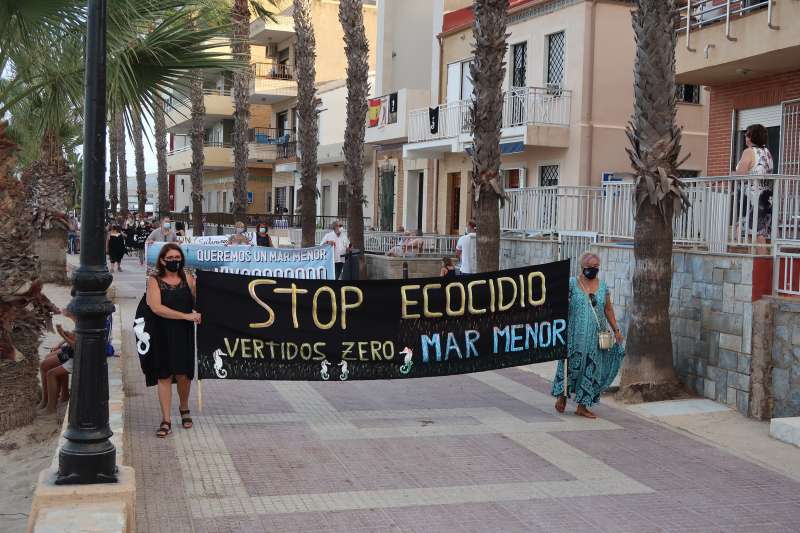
[385,0,708,235]
[675,0,799,175]
[249,0,378,218]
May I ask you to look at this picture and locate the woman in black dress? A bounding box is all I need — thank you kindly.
[107,225,127,272]
[146,243,201,438]
[255,222,273,247]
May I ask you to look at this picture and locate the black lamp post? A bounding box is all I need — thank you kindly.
[57,0,117,485]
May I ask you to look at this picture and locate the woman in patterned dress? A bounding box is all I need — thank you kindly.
[735,124,774,251]
[552,252,625,419]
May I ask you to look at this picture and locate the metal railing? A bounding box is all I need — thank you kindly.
[248,127,295,145]
[166,88,233,109]
[252,62,295,81]
[166,141,231,156]
[277,140,298,160]
[408,86,572,143]
[675,0,776,49]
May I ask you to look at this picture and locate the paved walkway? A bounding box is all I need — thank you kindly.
[115,257,800,533]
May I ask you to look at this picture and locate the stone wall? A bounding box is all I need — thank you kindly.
[499,238,559,270]
[593,244,759,416]
[772,299,800,417]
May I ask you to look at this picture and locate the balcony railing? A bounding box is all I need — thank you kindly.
[252,62,295,81]
[248,127,294,145]
[276,140,298,161]
[674,0,776,49]
[408,86,571,143]
[166,88,233,109]
[167,141,231,156]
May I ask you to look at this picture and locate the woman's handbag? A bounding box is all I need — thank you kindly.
[580,279,614,351]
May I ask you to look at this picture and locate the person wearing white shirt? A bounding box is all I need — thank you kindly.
[456,220,477,275]
[320,220,350,279]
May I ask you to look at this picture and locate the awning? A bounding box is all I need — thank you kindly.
[464,141,525,156]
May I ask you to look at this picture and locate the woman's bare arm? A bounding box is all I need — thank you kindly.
[605,293,624,343]
[735,148,753,175]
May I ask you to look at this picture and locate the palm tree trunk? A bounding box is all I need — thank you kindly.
[231,0,251,221]
[108,117,119,216]
[339,0,369,274]
[0,123,58,434]
[116,112,129,217]
[133,111,147,217]
[471,0,508,273]
[619,0,688,402]
[154,100,169,217]
[23,129,72,284]
[294,0,319,247]
[190,69,206,237]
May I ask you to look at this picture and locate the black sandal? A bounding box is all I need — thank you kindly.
[156,420,171,438]
[180,409,193,429]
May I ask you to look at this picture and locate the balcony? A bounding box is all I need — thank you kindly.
[364,89,430,145]
[165,89,234,133]
[675,0,800,85]
[250,16,294,45]
[166,142,233,174]
[274,140,299,173]
[403,87,572,159]
[248,128,295,164]
[250,61,297,104]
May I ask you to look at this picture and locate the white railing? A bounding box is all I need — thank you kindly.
[287,228,459,257]
[776,244,800,296]
[501,175,800,254]
[675,0,777,49]
[408,86,572,143]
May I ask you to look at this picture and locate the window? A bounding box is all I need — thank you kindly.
[676,169,700,180]
[676,84,700,104]
[276,111,289,137]
[275,187,286,213]
[539,165,560,187]
[501,168,523,189]
[511,42,527,88]
[546,31,566,89]
[180,179,185,193]
[337,184,348,219]
[446,59,475,103]
[266,191,272,213]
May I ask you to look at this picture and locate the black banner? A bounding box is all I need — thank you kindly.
[196,261,569,381]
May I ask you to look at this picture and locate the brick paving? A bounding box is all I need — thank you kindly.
[117,258,800,533]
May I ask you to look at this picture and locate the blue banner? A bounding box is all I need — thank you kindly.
[146,243,335,280]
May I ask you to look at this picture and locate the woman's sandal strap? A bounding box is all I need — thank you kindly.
[180,410,193,428]
[156,421,172,437]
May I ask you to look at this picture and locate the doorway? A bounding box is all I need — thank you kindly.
[405,170,425,232]
[448,172,461,235]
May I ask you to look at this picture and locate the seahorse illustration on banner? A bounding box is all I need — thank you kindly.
[338,361,349,381]
[320,360,330,381]
[399,347,413,375]
[212,349,228,378]
[133,317,150,355]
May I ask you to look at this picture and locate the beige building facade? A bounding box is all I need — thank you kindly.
[379,0,709,235]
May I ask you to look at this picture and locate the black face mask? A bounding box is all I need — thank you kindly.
[164,259,182,273]
[583,267,599,280]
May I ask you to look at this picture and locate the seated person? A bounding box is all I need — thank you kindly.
[386,231,412,257]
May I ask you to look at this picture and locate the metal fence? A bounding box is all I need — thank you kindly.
[408,86,572,143]
[674,0,777,48]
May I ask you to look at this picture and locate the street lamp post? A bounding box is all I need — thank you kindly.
[56,0,117,485]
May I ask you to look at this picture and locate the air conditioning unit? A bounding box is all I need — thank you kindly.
[267,44,278,58]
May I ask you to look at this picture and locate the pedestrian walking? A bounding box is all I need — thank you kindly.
[552,252,625,419]
[255,222,274,247]
[67,214,79,254]
[456,220,477,274]
[145,243,201,438]
[320,220,350,279]
[107,224,126,272]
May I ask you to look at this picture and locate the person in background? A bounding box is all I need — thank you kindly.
[67,215,79,254]
[255,222,274,247]
[227,221,252,245]
[320,220,350,279]
[552,252,625,419]
[735,124,774,250]
[146,243,200,438]
[456,220,477,275]
[107,224,126,272]
[146,216,178,244]
[440,257,456,278]
[175,221,187,239]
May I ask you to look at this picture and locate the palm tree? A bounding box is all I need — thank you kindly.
[470,0,508,273]
[231,0,251,221]
[618,0,689,402]
[190,68,206,236]
[0,0,241,434]
[133,110,147,216]
[294,0,318,247]
[108,116,119,216]
[154,100,169,217]
[117,112,129,217]
[339,0,369,273]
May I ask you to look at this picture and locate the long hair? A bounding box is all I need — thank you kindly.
[152,242,187,283]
